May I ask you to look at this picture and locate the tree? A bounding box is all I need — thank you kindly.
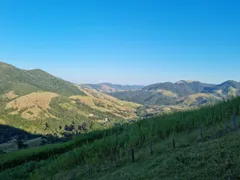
[16,136,28,149]
[44,122,49,130]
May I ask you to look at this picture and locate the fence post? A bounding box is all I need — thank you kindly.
[233,115,238,131]
[131,148,135,162]
[200,125,203,139]
[225,124,229,134]
[172,138,175,149]
[149,142,153,155]
[88,166,92,177]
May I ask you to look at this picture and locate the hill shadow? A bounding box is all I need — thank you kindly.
[0,124,71,152]
[0,124,41,144]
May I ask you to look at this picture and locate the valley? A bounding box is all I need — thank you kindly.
[1,62,240,180]
[0,62,140,150]
[1,62,240,151]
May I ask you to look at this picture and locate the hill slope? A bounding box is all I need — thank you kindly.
[0,62,85,96]
[71,86,140,119]
[1,97,240,180]
[0,62,140,144]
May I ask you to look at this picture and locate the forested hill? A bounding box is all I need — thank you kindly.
[0,62,85,96]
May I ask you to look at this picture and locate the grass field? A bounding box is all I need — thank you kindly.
[0,97,240,180]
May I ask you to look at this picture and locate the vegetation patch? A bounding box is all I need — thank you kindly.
[5,92,59,120]
[156,89,178,97]
[2,91,19,100]
[182,93,221,106]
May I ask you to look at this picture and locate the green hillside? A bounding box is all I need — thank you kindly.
[1,97,240,180]
[0,62,85,96]
[0,62,140,146]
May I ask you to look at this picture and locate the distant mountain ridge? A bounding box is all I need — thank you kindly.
[142,81,216,96]
[109,80,240,115]
[85,83,144,93]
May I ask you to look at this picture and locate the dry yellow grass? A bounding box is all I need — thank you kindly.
[156,89,178,98]
[2,91,19,100]
[214,89,223,95]
[0,119,6,125]
[70,86,141,119]
[182,93,220,105]
[228,87,238,96]
[5,92,59,120]
[101,84,116,92]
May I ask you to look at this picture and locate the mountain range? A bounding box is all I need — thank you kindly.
[104,80,239,116]
[85,83,144,93]
[1,61,240,144]
[87,80,240,103]
[108,80,239,103]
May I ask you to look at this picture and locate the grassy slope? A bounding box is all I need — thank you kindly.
[0,91,139,139]
[0,62,140,138]
[1,97,240,180]
[1,95,124,137]
[0,62,85,96]
[72,86,140,119]
[83,132,240,180]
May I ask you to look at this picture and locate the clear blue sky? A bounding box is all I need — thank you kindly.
[0,0,240,85]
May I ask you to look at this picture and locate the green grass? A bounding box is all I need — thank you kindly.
[1,97,240,179]
[79,133,240,180]
[0,126,125,171]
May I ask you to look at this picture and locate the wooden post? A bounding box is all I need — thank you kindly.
[131,148,135,162]
[70,170,77,180]
[172,138,175,149]
[149,142,153,155]
[88,166,91,176]
[233,115,238,131]
[200,125,203,139]
[225,124,229,134]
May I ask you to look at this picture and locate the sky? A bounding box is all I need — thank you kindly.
[0,0,240,85]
